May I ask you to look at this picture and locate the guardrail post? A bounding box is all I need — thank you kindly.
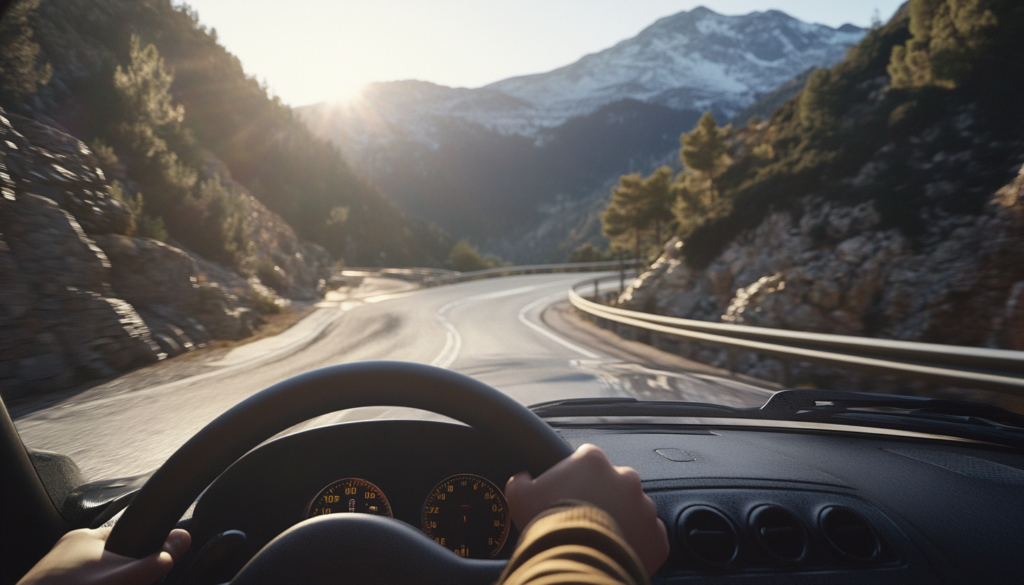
[593,280,599,301]
[727,348,737,373]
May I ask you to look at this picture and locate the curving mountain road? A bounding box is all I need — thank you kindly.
[11,273,770,481]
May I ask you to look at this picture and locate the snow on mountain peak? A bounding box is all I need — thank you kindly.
[483,6,864,130]
[303,6,865,142]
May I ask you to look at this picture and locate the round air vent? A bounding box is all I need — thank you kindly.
[677,506,739,567]
[749,505,808,562]
[819,506,881,562]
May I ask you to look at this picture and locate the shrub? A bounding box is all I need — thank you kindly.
[448,240,498,272]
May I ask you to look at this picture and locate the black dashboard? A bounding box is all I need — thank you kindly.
[179,419,1024,584]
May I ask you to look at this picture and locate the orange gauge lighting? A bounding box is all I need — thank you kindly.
[306,478,393,519]
[421,474,510,558]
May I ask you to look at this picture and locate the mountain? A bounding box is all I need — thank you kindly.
[614,0,1024,402]
[486,7,863,132]
[299,7,863,261]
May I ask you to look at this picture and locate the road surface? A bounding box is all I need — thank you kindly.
[12,273,770,481]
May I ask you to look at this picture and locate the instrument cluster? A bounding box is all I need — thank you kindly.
[305,474,511,559]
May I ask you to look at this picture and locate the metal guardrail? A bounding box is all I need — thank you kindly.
[570,276,1024,394]
[422,259,644,287]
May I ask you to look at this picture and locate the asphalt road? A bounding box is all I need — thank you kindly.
[12,273,770,481]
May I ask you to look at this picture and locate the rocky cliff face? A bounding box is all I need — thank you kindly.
[0,110,328,399]
[618,164,1024,390]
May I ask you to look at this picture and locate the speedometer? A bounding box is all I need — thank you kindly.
[305,478,393,519]
[421,474,510,558]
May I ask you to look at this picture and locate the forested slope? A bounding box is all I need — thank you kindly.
[611,0,1024,401]
[0,0,450,267]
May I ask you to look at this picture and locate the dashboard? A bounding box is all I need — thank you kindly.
[178,419,1024,584]
[180,420,526,581]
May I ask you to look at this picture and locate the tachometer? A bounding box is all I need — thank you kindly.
[421,474,510,558]
[306,478,392,519]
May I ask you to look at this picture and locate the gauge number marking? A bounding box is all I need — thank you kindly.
[421,474,510,558]
[306,478,393,519]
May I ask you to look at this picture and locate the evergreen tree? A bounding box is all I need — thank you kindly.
[799,68,838,129]
[0,0,51,102]
[888,0,999,89]
[601,173,648,262]
[640,166,675,249]
[670,113,736,242]
[681,112,730,178]
[111,34,197,216]
[187,177,251,266]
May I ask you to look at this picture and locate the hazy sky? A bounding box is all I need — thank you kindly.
[181,1,905,107]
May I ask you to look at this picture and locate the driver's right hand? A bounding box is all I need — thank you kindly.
[504,443,669,576]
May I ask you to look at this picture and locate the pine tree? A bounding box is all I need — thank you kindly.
[670,113,736,241]
[888,0,999,89]
[681,112,730,177]
[799,68,837,129]
[601,173,648,263]
[0,0,51,101]
[640,166,675,249]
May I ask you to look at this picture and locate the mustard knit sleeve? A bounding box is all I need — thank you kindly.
[497,500,648,585]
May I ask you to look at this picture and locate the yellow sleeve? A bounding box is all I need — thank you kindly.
[498,500,648,585]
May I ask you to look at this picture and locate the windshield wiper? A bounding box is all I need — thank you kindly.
[756,390,1024,445]
[530,391,1024,448]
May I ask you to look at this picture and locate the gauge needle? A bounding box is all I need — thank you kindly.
[462,504,470,523]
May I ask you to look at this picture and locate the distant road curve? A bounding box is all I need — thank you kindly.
[12,273,769,480]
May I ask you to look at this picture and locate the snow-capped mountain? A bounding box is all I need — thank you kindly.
[303,7,862,140]
[297,6,864,261]
[488,7,862,132]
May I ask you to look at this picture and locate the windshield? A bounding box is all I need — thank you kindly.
[1,0,1022,482]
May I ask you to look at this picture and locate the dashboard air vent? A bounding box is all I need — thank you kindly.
[819,506,881,562]
[749,505,807,562]
[677,506,738,567]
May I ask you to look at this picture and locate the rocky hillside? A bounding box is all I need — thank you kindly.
[613,0,1024,399]
[0,108,325,399]
[299,7,863,261]
[623,167,1023,383]
[1,0,450,267]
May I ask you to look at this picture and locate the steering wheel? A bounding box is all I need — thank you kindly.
[103,361,573,584]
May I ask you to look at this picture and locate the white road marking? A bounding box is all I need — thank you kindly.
[430,313,463,369]
[430,283,576,368]
[517,292,600,359]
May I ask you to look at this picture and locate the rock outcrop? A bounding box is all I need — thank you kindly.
[617,164,1024,389]
[0,109,329,399]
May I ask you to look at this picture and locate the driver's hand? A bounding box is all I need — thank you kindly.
[17,526,190,585]
[505,443,669,576]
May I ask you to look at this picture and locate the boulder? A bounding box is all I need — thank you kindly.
[615,163,1024,394]
[0,193,161,399]
[0,111,132,235]
[0,110,275,399]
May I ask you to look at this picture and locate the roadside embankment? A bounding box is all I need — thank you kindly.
[0,110,332,400]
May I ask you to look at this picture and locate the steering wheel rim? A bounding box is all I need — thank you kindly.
[105,361,572,559]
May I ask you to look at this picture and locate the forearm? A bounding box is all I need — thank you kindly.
[498,500,648,585]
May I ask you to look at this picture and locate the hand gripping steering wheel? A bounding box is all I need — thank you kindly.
[104,361,573,584]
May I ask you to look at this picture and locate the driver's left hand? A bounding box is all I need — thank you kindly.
[17,526,190,585]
